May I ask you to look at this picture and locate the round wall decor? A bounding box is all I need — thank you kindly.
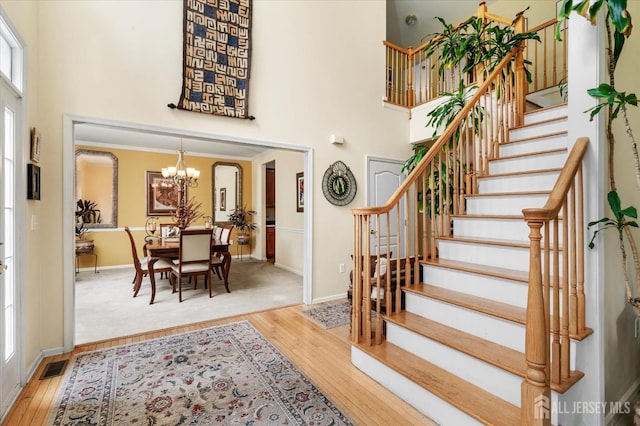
[322,160,357,206]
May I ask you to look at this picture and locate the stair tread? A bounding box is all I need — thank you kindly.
[385,311,526,377]
[505,130,567,145]
[451,213,524,220]
[480,167,562,179]
[491,148,567,162]
[421,257,529,282]
[465,190,550,198]
[354,340,521,425]
[438,235,531,248]
[406,283,526,325]
[510,115,567,131]
[523,102,567,116]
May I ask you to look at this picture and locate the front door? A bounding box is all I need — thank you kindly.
[0,82,20,419]
[367,157,406,258]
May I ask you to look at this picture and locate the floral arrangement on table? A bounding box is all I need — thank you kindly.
[172,196,203,229]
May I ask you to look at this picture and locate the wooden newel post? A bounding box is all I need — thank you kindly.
[407,47,415,108]
[521,218,551,425]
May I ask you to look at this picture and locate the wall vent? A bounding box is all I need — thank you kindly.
[39,360,68,380]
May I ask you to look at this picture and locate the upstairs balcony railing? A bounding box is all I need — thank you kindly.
[384,4,567,110]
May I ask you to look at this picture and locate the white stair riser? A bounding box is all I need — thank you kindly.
[479,171,560,193]
[438,240,562,271]
[510,118,567,140]
[524,105,568,124]
[387,323,522,407]
[421,265,528,308]
[466,194,547,215]
[405,293,525,352]
[489,152,566,175]
[500,133,568,157]
[453,217,563,245]
[351,347,482,426]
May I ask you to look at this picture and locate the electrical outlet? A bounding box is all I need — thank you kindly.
[339,263,345,273]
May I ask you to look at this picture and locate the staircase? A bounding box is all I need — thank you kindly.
[351,103,592,425]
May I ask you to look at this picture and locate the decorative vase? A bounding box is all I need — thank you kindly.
[75,239,95,255]
[237,233,250,245]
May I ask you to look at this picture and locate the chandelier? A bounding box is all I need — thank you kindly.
[162,138,201,229]
[161,138,200,189]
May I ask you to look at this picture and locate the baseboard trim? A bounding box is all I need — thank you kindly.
[312,293,347,304]
[273,262,302,276]
[606,377,640,425]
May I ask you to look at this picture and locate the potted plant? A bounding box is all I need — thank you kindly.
[228,205,257,245]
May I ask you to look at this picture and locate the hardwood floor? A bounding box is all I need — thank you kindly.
[2,303,434,425]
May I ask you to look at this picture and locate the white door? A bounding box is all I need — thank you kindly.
[367,158,406,258]
[0,84,20,418]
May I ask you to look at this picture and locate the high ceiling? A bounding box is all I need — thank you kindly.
[386,0,496,48]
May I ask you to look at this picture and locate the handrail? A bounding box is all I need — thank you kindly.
[353,49,518,217]
[523,138,588,221]
[520,137,589,422]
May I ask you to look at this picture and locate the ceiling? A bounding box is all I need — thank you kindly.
[74,122,272,160]
[75,1,493,158]
[386,1,496,48]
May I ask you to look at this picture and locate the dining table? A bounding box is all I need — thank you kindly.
[144,238,232,304]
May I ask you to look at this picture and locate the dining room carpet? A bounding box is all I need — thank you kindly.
[47,321,354,425]
[301,301,351,329]
[75,259,303,344]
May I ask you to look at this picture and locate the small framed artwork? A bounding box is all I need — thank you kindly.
[146,171,181,216]
[296,172,304,212]
[27,163,41,200]
[30,128,41,163]
[220,187,227,211]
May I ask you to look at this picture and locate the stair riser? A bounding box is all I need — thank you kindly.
[421,265,528,308]
[453,217,562,244]
[438,240,563,271]
[500,133,568,157]
[479,171,560,193]
[488,153,566,175]
[406,293,525,352]
[386,323,522,407]
[465,194,547,215]
[351,347,483,425]
[510,118,567,140]
[524,105,568,124]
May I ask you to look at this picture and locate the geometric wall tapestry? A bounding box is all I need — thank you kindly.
[177,0,253,119]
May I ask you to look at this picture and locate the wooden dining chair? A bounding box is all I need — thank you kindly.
[124,227,174,299]
[211,224,233,288]
[169,228,214,302]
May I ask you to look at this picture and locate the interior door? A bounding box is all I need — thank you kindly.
[0,85,20,418]
[367,158,406,258]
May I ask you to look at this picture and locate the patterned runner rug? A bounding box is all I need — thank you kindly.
[301,301,351,329]
[47,321,353,425]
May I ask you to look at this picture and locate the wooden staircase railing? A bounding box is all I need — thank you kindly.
[521,137,590,424]
[352,45,523,346]
[384,3,566,111]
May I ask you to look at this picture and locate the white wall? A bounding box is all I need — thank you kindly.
[3,0,411,365]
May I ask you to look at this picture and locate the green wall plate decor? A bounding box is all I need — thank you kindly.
[322,161,357,206]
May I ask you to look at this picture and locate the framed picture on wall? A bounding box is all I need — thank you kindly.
[146,171,181,216]
[220,187,227,211]
[296,172,304,212]
[27,164,41,200]
[30,128,41,163]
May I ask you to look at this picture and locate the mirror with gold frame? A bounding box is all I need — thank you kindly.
[75,149,118,228]
[212,162,242,224]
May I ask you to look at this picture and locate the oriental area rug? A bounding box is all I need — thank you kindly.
[46,321,353,425]
[301,301,351,329]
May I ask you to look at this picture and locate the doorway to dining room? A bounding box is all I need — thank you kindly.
[64,115,311,350]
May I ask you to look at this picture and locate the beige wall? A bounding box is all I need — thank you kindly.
[4,0,411,368]
[603,1,640,406]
